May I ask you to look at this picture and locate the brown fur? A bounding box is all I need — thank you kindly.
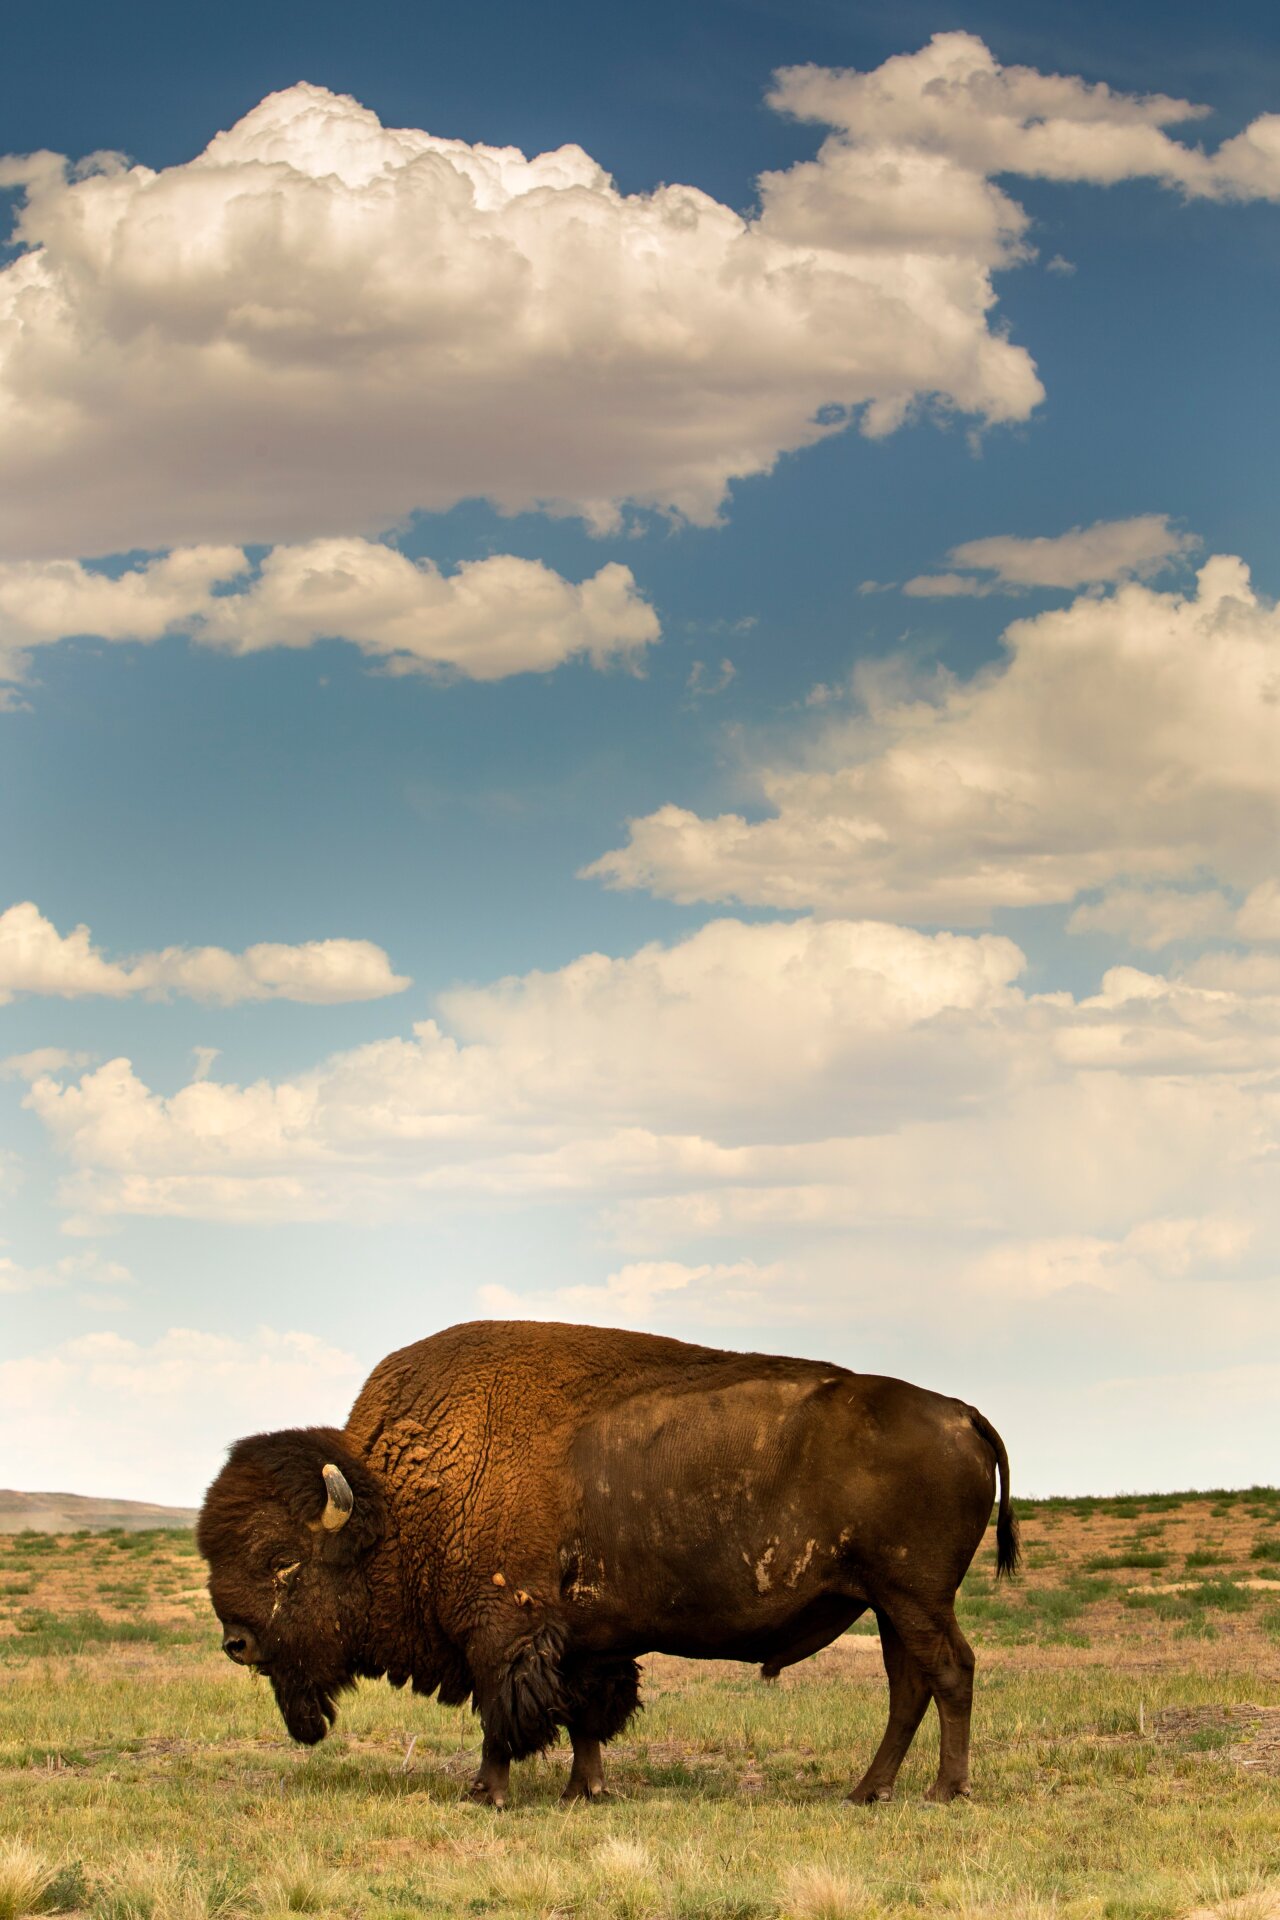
[197,1320,1015,1803]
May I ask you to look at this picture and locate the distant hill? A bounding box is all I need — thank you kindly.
[0,1489,197,1533]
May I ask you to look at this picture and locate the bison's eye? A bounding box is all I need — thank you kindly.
[273,1560,301,1586]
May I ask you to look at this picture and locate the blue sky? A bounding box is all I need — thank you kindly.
[2,0,1279,1501]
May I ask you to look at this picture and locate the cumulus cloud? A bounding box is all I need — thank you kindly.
[18,913,1280,1274]
[587,555,1280,923]
[16,915,1280,1483]
[0,66,1034,553]
[903,514,1197,596]
[0,543,659,684]
[769,37,1280,199]
[3,39,1277,554]
[19,915,1024,1224]
[0,901,409,1005]
[0,1327,364,1504]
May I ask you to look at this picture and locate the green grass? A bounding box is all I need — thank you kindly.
[1,1498,1278,1920]
[3,1611,179,1659]
[1250,1538,1280,1562]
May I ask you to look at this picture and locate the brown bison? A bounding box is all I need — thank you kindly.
[197,1320,1017,1805]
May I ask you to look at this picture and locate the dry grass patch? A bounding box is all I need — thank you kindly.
[251,1854,346,1915]
[91,1851,239,1920]
[585,1839,661,1920]
[0,1842,59,1920]
[781,1862,878,1920]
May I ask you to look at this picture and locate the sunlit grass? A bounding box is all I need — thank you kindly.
[1,1498,1278,1920]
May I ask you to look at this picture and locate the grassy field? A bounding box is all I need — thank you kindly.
[1,1488,1278,1920]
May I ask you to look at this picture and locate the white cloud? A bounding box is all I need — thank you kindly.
[769,37,1280,199]
[1236,878,1280,942]
[4,40,1277,556]
[0,901,410,1005]
[1067,886,1234,950]
[587,555,1280,922]
[22,917,1027,1224]
[2,1046,91,1081]
[1067,876,1280,956]
[0,1256,54,1295]
[0,1248,133,1297]
[1053,964,1280,1074]
[1186,952,1280,995]
[15,918,1280,1496]
[0,38,1269,555]
[964,1215,1251,1300]
[478,1258,787,1328]
[904,513,1196,596]
[18,913,1280,1277]
[0,1327,363,1505]
[901,571,995,599]
[0,543,659,684]
[0,63,1048,555]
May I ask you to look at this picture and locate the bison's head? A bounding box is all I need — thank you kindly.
[197,1426,385,1745]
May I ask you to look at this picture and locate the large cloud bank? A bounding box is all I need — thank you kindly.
[588,557,1280,923]
[22,914,1280,1265]
[19,914,1280,1493]
[4,36,1279,555]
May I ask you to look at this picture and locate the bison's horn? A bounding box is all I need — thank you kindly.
[320,1463,354,1532]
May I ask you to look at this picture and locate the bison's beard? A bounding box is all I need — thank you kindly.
[270,1670,350,1746]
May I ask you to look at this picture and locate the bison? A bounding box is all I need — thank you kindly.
[197,1320,1017,1805]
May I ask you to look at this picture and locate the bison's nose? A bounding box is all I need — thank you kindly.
[222,1626,260,1665]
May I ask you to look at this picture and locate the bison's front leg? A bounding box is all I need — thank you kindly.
[466,1735,511,1810]
[562,1729,608,1802]
[467,1613,569,1809]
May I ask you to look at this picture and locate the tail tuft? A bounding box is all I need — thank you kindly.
[968,1406,1020,1580]
[996,1504,1021,1580]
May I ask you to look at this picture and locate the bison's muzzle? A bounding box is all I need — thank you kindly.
[221,1625,261,1665]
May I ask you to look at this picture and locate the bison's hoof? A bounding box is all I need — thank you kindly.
[465,1779,507,1810]
[924,1782,971,1805]
[847,1785,893,1805]
[561,1781,611,1804]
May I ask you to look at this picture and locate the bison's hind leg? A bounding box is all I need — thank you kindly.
[559,1654,641,1803]
[855,1595,976,1805]
[848,1612,930,1805]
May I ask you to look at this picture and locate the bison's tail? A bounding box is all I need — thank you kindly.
[968,1406,1020,1579]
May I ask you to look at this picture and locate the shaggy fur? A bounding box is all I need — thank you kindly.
[198,1320,1016,1804]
